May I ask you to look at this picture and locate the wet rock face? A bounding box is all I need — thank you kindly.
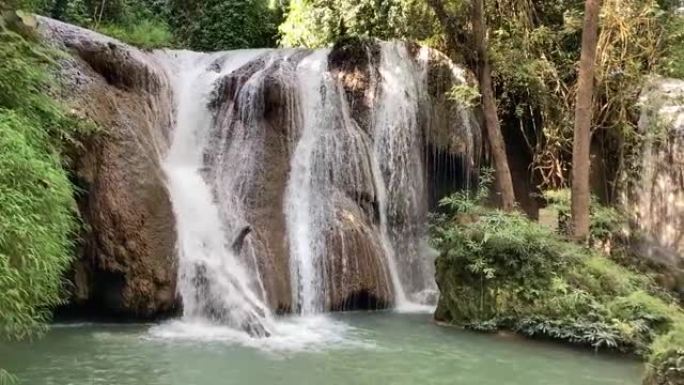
[40,18,179,318]
[627,78,684,299]
[328,38,380,135]
[422,48,481,209]
[324,195,393,310]
[205,54,309,314]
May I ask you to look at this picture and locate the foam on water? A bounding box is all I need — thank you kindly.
[393,303,437,314]
[147,316,374,353]
[159,49,276,336]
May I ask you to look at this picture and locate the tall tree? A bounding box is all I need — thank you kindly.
[470,0,516,211]
[428,0,516,211]
[570,0,601,240]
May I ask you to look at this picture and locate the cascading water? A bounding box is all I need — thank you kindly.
[284,41,474,312]
[285,49,392,314]
[284,49,331,315]
[36,17,479,349]
[160,50,276,336]
[151,41,477,336]
[371,42,432,308]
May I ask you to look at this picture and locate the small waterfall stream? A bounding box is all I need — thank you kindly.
[371,42,432,308]
[285,49,333,315]
[154,42,478,337]
[161,50,276,336]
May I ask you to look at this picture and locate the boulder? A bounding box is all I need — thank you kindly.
[39,18,178,318]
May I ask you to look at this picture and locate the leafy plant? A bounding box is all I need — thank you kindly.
[0,369,15,385]
[543,189,626,246]
[431,177,684,363]
[170,0,280,50]
[659,12,684,79]
[448,83,481,108]
[0,5,93,346]
[278,0,437,48]
[645,321,684,385]
[96,18,171,49]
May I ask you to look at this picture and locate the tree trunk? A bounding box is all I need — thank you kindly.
[471,0,516,211]
[571,0,601,241]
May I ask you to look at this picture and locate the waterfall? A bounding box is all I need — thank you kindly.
[285,48,389,313]
[284,49,331,315]
[35,16,479,343]
[371,42,432,308]
[152,41,477,336]
[160,50,277,336]
[626,78,684,269]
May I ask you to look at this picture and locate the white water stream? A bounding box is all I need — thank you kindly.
[160,50,275,336]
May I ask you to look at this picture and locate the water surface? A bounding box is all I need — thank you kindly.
[1,313,642,385]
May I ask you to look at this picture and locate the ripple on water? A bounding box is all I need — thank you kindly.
[1,313,643,385]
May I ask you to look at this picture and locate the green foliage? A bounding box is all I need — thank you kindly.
[12,0,285,50]
[660,13,684,79]
[169,0,279,50]
[0,16,89,343]
[646,323,684,385]
[543,189,626,246]
[484,0,681,196]
[0,369,15,384]
[279,0,438,47]
[431,183,684,362]
[9,0,175,48]
[277,0,683,199]
[513,317,627,350]
[96,18,171,49]
[447,84,481,108]
[432,204,584,325]
[0,369,16,385]
[0,110,76,339]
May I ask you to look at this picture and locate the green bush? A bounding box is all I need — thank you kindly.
[660,14,684,79]
[6,0,175,49]
[279,0,437,48]
[0,110,76,340]
[0,15,91,343]
[169,0,279,51]
[543,189,626,246]
[97,18,172,49]
[645,323,684,385]
[431,186,684,383]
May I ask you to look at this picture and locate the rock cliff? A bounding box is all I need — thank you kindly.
[38,18,480,318]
